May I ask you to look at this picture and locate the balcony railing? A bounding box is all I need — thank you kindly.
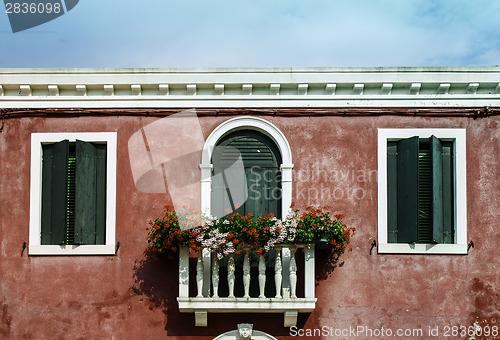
[177,244,316,327]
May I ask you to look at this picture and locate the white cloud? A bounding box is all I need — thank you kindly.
[1,0,499,67]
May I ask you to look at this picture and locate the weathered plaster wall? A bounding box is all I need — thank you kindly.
[0,113,498,339]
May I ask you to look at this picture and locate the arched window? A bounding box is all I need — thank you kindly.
[200,116,293,221]
[211,130,282,219]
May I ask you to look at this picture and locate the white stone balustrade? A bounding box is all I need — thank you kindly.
[177,244,317,327]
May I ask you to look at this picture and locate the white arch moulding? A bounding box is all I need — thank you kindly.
[200,116,294,218]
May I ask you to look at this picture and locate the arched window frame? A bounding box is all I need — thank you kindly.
[200,117,293,218]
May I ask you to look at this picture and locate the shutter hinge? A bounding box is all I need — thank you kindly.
[467,240,474,252]
[369,240,377,255]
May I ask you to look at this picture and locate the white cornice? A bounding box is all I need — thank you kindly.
[0,67,499,108]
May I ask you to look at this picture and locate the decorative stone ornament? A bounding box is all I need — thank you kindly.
[213,324,277,340]
[238,323,253,339]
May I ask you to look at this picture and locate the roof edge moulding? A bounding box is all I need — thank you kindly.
[0,67,499,109]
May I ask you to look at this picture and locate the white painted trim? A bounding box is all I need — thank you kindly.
[1,67,499,108]
[1,96,500,109]
[303,245,315,298]
[377,128,467,255]
[378,243,467,254]
[200,116,293,217]
[28,245,116,255]
[29,132,117,256]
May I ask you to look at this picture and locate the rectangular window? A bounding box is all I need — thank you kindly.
[41,140,106,246]
[378,129,467,254]
[30,133,117,255]
[387,136,454,244]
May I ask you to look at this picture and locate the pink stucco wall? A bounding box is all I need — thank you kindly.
[0,112,498,339]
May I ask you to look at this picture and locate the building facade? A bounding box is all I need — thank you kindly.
[0,67,499,339]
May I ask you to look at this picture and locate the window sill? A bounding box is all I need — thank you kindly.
[29,244,116,256]
[378,243,467,254]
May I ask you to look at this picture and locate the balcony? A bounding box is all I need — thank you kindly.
[177,244,317,327]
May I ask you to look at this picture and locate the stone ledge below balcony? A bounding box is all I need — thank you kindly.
[178,297,316,327]
[177,297,317,313]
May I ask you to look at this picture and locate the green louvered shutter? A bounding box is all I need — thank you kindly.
[418,142,433,242]
[74,140,106,245]
[95,144,107,245]
[430,137,454,244]
[66,144,76,244]
[431,136,444,243]
[41,140,69,245]
[211,145,247,219]
[388,136,455,244]
[387,142,398,243]
[441,142,454,244]
[212,131,282,219]
[396,136,419,243]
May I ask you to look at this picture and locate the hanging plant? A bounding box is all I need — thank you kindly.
[146,203,355,260]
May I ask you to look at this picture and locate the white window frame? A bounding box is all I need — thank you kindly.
[29,132,117,255]
[378,128,467,254]
[200,116,293,218]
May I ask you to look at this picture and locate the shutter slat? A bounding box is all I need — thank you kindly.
[396,136,419,243]
[266,168,281,218]
[431,136,444,243]
[95,144,107,245]
[41,144,54,245]
[41,140,69,245]
[75,140,97,245]
[66,144,76,244]
[418,144,433,243]
[442,142,454,244]
[210,169,226,219]
[387,142,398,243]
[245,167,261,216]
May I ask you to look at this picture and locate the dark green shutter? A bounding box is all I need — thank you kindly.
[66,144,76,244]
[265,168,281,218]
[211,165,227,219]
[431,136,444,243]
[441,142,454,244]
[95,144,107,245]
[387,142,398,243]
[41,140,69,245]
[245,166,262,216]
[396,136,419,243]
[74,140,106,245]
[211,131,282,219]
[211,144,247,218]
[243,167,280,218]
[418,142,432,242]
[388,136,455,244]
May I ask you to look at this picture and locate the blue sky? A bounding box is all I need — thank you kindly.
[1,0,499,68]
